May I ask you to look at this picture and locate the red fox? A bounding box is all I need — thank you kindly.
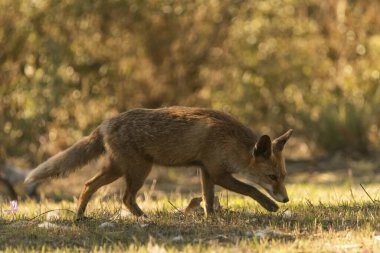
[25,107,293,218]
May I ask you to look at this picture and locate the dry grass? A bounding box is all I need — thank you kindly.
[0,158,379,252]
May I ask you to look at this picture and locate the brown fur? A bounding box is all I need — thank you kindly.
[25,107,293,217]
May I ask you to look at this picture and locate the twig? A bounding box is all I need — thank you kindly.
[109,207,122,221]
[27,208,76,221]
[90,229,115,244]
[305,199,314,207]
[24,207,117,244]
[148,179,157,200]
[360,183,376,204]
[349,186,357,204]
[226,190,229,209]
[167,199,183,214]
[280,208,289,216]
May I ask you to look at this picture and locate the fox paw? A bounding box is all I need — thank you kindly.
[75,216,93,222]
[262,200,279,212]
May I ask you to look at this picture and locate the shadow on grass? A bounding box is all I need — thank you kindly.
[0,203,378,251]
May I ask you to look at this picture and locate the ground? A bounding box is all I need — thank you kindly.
[0,157,379,252]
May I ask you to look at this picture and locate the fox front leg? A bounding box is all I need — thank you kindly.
[200,169,215,216]
[213,173,279,212]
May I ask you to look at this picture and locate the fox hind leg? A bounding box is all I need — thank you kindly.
[122,159,152,217]
[76,159,122,218]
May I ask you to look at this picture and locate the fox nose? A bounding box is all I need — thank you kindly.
[282,197,289,203]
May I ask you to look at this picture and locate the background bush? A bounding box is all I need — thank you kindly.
[1,0,380,164]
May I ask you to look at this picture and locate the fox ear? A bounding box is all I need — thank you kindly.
[253,135,272,159]
[273,129,293,152]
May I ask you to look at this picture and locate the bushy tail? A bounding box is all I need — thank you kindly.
[25,127,105,184]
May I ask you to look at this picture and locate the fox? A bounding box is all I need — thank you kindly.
[25,106,293,218]
[0,155,40,201]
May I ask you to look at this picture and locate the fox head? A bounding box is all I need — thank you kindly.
[244,129,293,203]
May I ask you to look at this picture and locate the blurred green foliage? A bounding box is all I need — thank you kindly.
[1,0,380,163]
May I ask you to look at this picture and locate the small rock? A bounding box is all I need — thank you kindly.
[46,211,60,220]
[171,235,184,242]
[10,220,28,227]
[99,222,114,228]
[241,210,256,216]
[283,210,292,217]
[254,229,268,239]
[38,221,68,229]
[216,235,229,241]
[253,228,295,241]
[336,244,362,249]
[119,209,131,218]
[244,231,253,237]
[111,209,131,219]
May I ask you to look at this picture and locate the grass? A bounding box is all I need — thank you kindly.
[0,161,379,252]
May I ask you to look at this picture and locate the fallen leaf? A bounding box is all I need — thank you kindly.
[184,197,203,214]
[183,196,222,214]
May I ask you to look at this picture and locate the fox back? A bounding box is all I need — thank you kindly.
[101,107,257,168]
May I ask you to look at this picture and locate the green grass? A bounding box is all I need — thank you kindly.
[1,180,379,252]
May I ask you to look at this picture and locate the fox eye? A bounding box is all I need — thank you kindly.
[268,175,278,181]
